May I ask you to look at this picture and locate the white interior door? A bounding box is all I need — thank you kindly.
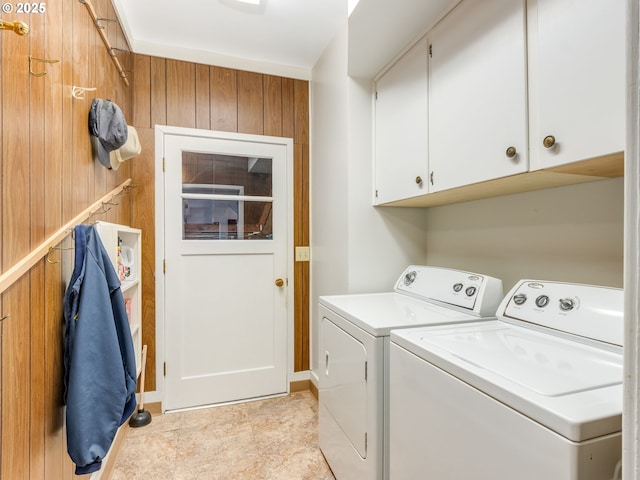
[160,128,292,411]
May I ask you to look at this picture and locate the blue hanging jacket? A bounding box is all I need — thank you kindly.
[63,224,137,475]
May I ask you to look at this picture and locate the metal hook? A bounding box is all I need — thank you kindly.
[72,85,97,100]
[29,56,60,77]
[96,17,116,30]
[46,245,73,264]
[110,47,129,57]
[0,313,9,322]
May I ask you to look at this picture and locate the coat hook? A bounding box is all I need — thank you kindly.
[0,19,29,36]
[96,17,116,30]
[46,245,73,264]
[72,85,97,100]
[29,56,60,77]
[110,47,129,57]
[0,313,9,322]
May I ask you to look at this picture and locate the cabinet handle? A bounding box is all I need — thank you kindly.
[415,176,423,185]
[275,278,284,287]
[543,135,556,149]
[505,146,517,158]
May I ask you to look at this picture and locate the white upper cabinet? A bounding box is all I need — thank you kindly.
[427,0,528,193]
[527,0,625,170]
[374,36,429,205]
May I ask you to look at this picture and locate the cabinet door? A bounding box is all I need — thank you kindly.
[528,0,625,170]
[428,0,528,192]
[374,36,429,205]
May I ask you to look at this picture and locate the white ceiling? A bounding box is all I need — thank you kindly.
[112,0,346,80]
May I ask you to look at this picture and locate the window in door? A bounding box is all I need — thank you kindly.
[181,152,273,241]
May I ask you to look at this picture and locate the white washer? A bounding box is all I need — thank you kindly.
[318,266,503,480]
[390,279,623,480]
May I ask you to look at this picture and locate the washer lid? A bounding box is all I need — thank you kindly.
[391,321,622,442]
[319,292,481,337]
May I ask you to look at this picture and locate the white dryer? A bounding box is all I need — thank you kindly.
[318,266,503,480]
[390,279,623,480]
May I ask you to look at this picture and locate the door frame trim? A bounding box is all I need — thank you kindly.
[154,125,294,410]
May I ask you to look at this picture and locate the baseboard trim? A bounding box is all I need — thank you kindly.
[290,379,311,393]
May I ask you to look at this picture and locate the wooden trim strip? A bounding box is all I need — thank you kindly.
[79,0,130,87]
[0,178,132,296]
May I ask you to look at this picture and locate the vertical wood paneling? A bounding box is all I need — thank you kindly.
[72,0,93,214]
[150,57,167,127]
[30,262,46,480]
[196,64,211,130]
[0,25,3,477]
[282,78,295,140]
[61,0,74,224]
[93,0,109,202]
[132,55,151,128]
[30,9,46,249]
[264,75,283,137]
[166,59,196,128]
[131,127,156,392]
[44,255,65,480]
[2,278,31,480]
[237,71,264,134]
[2,11,31,268]
[44,0,64,241]
[28,9,48,479]
[293,80,310,145]
[210,66,238,132]
[1,0,132,476]
[293,143,304,372]
[300,145,310,370]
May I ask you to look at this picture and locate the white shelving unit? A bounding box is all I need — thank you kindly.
[95,221,142,377]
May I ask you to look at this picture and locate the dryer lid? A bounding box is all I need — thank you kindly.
[320,292,480,337]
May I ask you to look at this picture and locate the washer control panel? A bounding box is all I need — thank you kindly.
[499,280,623,346]
[395,266,503,317]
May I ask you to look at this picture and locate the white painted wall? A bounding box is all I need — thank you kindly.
[309,23,428,381]
[425,178,624,291]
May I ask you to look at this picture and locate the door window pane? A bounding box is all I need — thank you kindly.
[181,152,273,240]
[182,152,272,197]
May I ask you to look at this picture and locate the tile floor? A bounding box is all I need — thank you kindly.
[110,391,335,480]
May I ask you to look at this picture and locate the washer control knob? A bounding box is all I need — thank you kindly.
[404,271,417,286]
[453,282,464,292]
[513,293,527,305]
[559,298,575,311]
[465,286,477,297]
[535,295,550,308]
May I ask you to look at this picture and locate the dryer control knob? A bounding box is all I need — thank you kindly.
[453,282,464,292]
[465,286,477,297]
[559,298,575,311]
[404,271,417,286]
[513,293,527,305]
[535,295,550,308]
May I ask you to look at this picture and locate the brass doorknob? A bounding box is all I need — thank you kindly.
[505,146,517,158]
[415,176,423,185]
[543,135,556,148]
[275,278,284,287]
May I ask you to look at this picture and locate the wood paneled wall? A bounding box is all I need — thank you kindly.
[0,1,133,478]
[131,56,311,393]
